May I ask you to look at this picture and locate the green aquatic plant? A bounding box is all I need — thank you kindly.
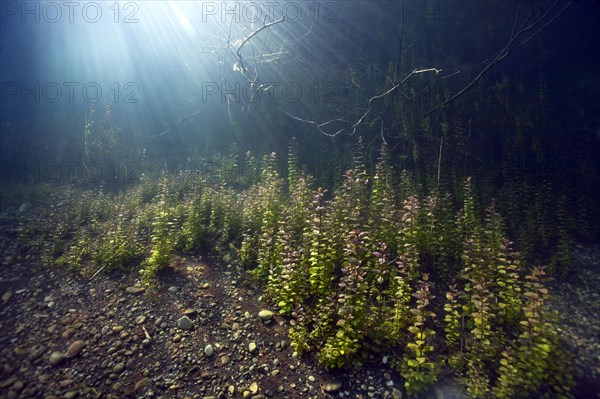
[401,274,438,396]
[319,230,373,368]
[142,177,181,284]
[493,266,575,399]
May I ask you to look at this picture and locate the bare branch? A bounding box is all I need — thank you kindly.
[277,68,441,138]
[235,16,285,74]
[152,110,202,137]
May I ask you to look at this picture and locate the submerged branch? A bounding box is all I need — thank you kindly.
[235,16,286,74]
[424,0,574,115]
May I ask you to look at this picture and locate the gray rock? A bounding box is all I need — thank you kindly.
[204,344,214,357]
[177,316,193,330]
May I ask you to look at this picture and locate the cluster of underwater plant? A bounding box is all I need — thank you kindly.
[20,171,243,282]
[235,140,575,398]
[17,138,576,398]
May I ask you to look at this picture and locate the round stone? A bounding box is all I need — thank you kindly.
[258,309,273,321]
[65,340,86,358]
[49,352,66,366]
[113,362,125,373]
[177,316,193,330]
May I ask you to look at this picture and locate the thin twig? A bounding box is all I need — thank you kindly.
[424,0,573,115]
[278,67,441,137]
[82,264,107,288]
[142,325,152,340]
[152,110,202,137]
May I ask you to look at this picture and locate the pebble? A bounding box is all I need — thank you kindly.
[65,340,86,358]
[134,377,150,391]
[44,294,56,302]
[29,345,46,361]
[64,391,78,399]
[13,380,23,391]
[323,380,343,393]
[2,291,12,304]
[0,377,16,389]
[177,316,193,330]
[249,342,257,353]
[113,362,125,373]
[49,352,66,366]
[184,309,198,318]
[124,286,145,295]
[249,381,259,394]
[204,344,214,357]
[135,315,146,324]
[258,309,273,321]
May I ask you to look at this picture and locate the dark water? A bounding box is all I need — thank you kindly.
[1,1,598,177]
